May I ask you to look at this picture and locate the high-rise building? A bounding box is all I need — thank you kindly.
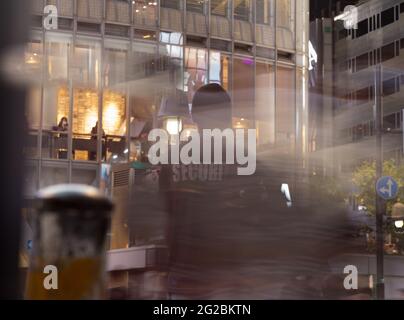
[308,0,404,299]
[332,0,404,174]
[22,0,309,199]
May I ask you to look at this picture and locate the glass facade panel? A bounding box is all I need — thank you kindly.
[256,0,274,25]
[104,40,129,163]
[184,47,207,104]
[276,0,296,50]
[233,56,255,128]
[161,0,181,10]
[24,40,42,159]
[71,38,101,161]
[210,1,231,38]
[128,43,158,163]
[133,0,158,27]
[276,66,296,146]
[234,0,252,21]
[42,34,72,160]
[209,51,230,91]
[211,0,229,16]
[187,0,205,13]
[256,61,275,147]
[234,0,253,42]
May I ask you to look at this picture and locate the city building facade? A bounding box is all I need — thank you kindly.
[23,0,309,201]
[307,0,404,299]
[333,0,404,174]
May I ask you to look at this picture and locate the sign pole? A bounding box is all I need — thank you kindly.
[374,64,385,300]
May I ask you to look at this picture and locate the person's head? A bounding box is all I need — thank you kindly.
[191,83,231,131]
[58,117,68,130]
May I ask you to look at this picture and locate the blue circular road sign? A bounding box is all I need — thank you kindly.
[376,176,399,200]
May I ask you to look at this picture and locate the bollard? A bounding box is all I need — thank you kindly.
[25,184,113,300]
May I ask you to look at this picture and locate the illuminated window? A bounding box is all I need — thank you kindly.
[185,47,207,103]
[133,0,157,26]
[209,51,229,91]
[42,34,72,160]
[70,38,101,161]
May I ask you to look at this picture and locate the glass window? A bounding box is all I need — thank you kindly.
[161,0,181,10]
[187,0,205,13]
[383,78,396,97]
[256,0,274,25]
[209,51,230,91]
[133,0,157,27]
[106,0,131,24]
[185,47,207,104]
[211,0,228,16]
[233,57,255,128]
[356,19,369,38]
[77,0,103,20]
[256,61,275,146]
[381,42,395,62]
[276,66,295,145]
[381,7,395,28]
[42,34,72,160]
[277,0,292,28]
[234,0,251,21]
[159,32,184,92]
[356,87,370,105]
[103,40,129,163]
[24,40,42,159]
[25,86,41,159]
[276,0,295,50]
[71,38,101,161]
[356,53,369,72]
[128,43,159,163]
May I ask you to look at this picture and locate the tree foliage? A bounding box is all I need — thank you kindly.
[352,160,404,216]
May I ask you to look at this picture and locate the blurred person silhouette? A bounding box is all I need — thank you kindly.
[89,121,106,161]
[163,84,248,299]
[52,117,69,159]
[163,83,361,300]
[129,84,361,300]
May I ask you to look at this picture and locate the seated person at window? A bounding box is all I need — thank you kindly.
[53,117,69,132]
[53,117,69,159]
[89,121,106,161]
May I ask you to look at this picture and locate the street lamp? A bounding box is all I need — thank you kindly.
[158,90,190,136]
[163,116,183,135]
[391,203,404,233]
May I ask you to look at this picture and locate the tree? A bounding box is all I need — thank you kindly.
[352,160,404,254]
[352,159,404,216]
